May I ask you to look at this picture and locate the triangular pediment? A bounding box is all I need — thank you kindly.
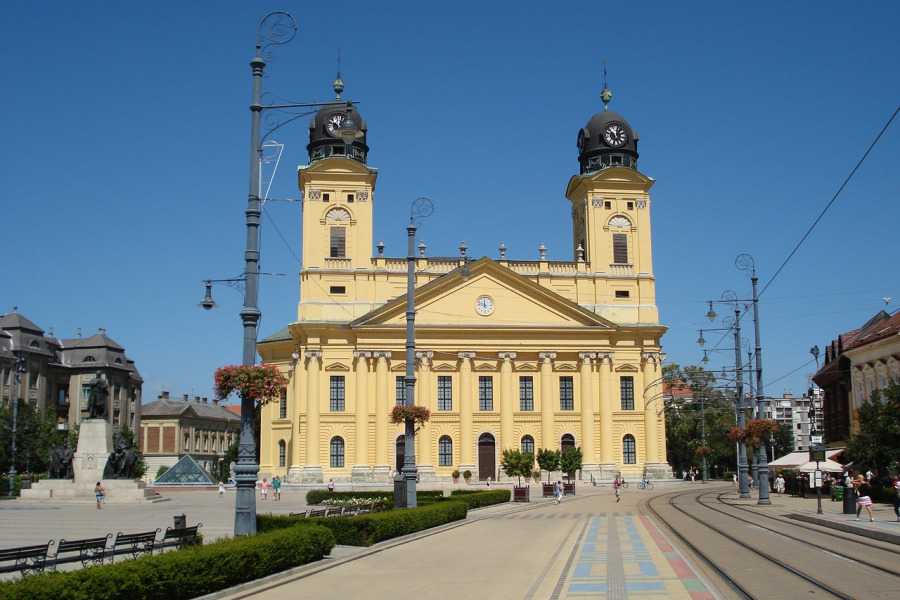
[515,362,538,372]
[324,362,350,372]
[474,362,497,372]
[350,258,615,330]
[390,363,407,372]
[615,364,639,373]
[433,362,457,372]
[556,363,578,372]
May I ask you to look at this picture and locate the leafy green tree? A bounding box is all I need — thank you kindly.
[0,403,61,476]
[500,448,534,486]
[847,382,900,476]
[772,423,795,458]
[536,448,560,483]
[560,447,583,482]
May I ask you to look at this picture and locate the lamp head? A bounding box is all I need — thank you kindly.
[198,281,217,311]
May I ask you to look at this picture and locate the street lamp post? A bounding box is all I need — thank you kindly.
[401,198,433,509]
[7,351,26,497]
[737,254,770,505]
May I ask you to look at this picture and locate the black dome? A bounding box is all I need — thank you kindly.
[307,103,369,165]
[577,108,639,174]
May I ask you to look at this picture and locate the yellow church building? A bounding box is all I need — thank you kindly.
[258,83,670,484]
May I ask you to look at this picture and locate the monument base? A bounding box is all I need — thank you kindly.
[20,479,163,503]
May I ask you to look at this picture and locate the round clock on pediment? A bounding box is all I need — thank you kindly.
[475,295,494,316]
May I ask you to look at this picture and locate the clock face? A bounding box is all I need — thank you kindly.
[325,113,346,136]
[577,129,586,152]
[475,295,494,315]
[603,123,627,147]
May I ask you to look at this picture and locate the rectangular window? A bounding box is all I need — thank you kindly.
[437,376,452,411]
[615,290,630,298]
[330,376,345,411]
[559,376,574,410]
[620,376,635,410]
[604,201,611,209]
[396,376,406,406]
[627,201,634,210]
[612,233,628,264]
[329,286,346,294]
[279,388,287,419]
[279,442,286,467]
[322,193,330,203]
[438,437,453,467]
[28,371,37,389]
[478,376,493,411]
[519,376,534,411]
[346,193,354,203]
[81,384,91,400]
[330,227,346,258]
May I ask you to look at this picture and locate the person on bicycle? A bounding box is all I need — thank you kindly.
[641,473,648,488]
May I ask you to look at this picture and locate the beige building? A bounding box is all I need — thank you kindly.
[258,85,670,483]
[0,309,142,438]
[140,392,240,479]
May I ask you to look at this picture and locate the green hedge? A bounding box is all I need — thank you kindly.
[305,488,444,505]
[0,524,335,600]
[449,489,511,509]
[259,501,467,546]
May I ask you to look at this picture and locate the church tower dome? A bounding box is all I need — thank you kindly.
[306,78,369,165]
[576,87,639,174]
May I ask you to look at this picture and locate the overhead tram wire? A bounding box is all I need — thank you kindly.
[759,103,900,298]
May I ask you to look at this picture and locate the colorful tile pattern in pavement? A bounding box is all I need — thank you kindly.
[563,514,716,599]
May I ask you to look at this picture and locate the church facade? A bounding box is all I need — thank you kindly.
[258,84,670,483]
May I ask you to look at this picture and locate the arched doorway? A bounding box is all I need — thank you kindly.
[561,433,576,479]
[394,435,405,473]
[478,433,496,481]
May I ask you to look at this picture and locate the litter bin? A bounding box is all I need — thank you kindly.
[174,514,187,529]
[842,485,856,514]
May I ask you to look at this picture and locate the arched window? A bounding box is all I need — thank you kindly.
[278,440,286,467]
[521,435,535,455]
[623,435,636,464]
[279,389,287,419]
[330,437,345,468]
[608,216,632,265]
[438,436,453,467]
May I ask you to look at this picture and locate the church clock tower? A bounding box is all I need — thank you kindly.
[566,87,657,325]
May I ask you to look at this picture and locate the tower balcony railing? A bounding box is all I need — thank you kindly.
[608,263,634,275]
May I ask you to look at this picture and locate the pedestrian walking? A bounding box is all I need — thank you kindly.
[892,477,900,522]
[94,482,105,509]
[614,475,622,502]
[853,474,875,522]
[328,478,335,492]
[218,481,225,497]
[732,473,737,487]
[273,476,281,501]
[261,478,268,500]
[775,473,785,495]
[554,480,563,504]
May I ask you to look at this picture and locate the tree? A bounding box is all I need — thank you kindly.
[536,448,560,483]
[500,448,534,486]
[0,404,60,476]
[772,423,795,458]
[847,382,900,476]
[560,447,583,482]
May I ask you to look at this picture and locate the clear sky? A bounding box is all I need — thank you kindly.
[3,2,898,406]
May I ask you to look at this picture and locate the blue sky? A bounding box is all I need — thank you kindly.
[3,2,898,405]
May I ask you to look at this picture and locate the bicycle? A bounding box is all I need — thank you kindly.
[637,480,654,490]
[620,480,629,489]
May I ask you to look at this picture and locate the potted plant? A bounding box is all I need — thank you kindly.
[463,470,472,484]
[501,449,534,502]
[537,448,561,498]
[532,468,541,481]
[560,447,583,495]
[451,469,460,484]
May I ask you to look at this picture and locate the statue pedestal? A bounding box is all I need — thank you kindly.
[74,419,112,483]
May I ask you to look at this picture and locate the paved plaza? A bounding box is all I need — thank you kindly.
[3,482,898,599]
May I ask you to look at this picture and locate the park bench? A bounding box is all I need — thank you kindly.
[288,510,309,517]
[324,506,344,517]
[306,508,327,518]
[110,529,160,561]
[0,542,52,576]
[50,535,111,569]
[158,524,202,552]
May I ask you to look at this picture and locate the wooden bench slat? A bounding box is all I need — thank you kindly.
[51,535,111,569]
[0,542,52,576]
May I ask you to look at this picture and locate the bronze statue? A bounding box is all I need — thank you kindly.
[48,441,74,479]
[103,431,138,479]
[87,371,109,420]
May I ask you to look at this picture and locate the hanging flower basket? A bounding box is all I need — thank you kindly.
[745,418,779,439]
[214,364,287,407]
[695,445,712,456]
[390,405,431,425]
[728,426,747,444]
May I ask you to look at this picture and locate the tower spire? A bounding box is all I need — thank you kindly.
[601,60,611,111]
[333,47,344,100]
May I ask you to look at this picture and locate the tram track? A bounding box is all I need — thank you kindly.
[645,487,866,599]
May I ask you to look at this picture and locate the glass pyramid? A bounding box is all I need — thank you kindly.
[154,454,216,485]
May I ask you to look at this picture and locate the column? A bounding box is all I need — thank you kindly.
[598,352,616,477]
[539,352,556,450]
[499,352,516,453]
[301,350,323,483]
[288,352,303,481]
[579,352,598,476]
[372,351,391,481]
[642,352,668,478]
[458,352,476,472]
[351,351,371,482]
[415,351,436,481]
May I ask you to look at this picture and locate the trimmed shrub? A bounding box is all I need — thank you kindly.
[449,489,511,509]
[0,524,334,600]
[305,488,444,505]
[259,501,467,547]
